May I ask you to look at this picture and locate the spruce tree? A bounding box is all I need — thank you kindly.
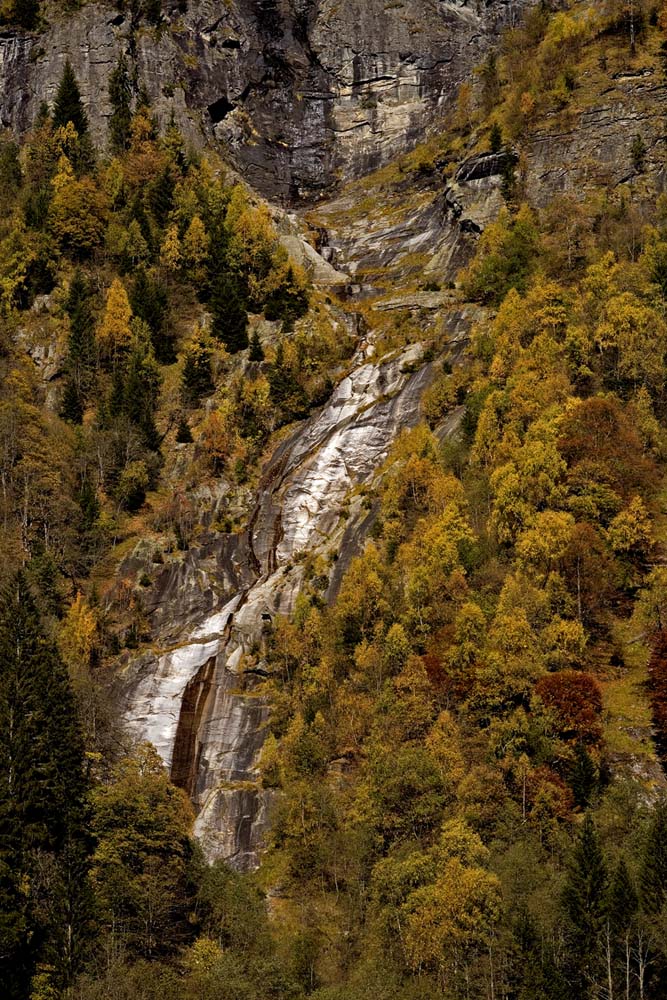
[210,271,248,352]
[108,53,132,153]
[60,271,95,423]
[12,0,39,29]
[129,268,173,363]
[607,857,638,935]
[148,165,175,228]
[122,322,161,449]
[52,60,89,136]
[248,329,264,362]
[60,376,84,424]
[562,814,608,993]
[181,336,214,405]
[0,574,91,996]
[570,742,598,808]
[639,799,667,915]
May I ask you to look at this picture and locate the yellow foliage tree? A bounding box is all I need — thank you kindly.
[97,278,133,361]
[160,224,182,272]
[182,214,210,282]
[49,154,107,256]
[58,591,97,684]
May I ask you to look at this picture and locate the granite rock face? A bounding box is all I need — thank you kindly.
[120,322,474,868]
[0,0,533,201]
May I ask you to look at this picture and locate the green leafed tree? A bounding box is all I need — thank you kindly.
[89,743,195,959]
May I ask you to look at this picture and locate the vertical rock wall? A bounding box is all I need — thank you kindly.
[0,0,535,200]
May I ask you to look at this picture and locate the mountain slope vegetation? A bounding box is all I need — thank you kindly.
[4,2,667,999]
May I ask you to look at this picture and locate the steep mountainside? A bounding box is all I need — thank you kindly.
[6,1,667,998]
[0,0,534,199]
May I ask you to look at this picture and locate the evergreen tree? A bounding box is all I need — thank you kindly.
[489,121,503,153]
[268,340,308,419]
[107,320,162,450]
[11,0,39,29]
[570,742,598,808]
[122,322,162,449]
[210,271,248,352]
[108,53,132,154]
[639,799,667,915]
[52,60,89,136]
[509,906,566,1000]
[607,857,638,935]
[0,575,91,996]
[264,265,309,324]
[176,415,193,443]
[60,376,84,424]
[129,267,173,362]
[129,193,155,257]
[562,814,608,993]
[248,329,265,362]
[61,270,96,423]
[148,165,175,228]
[181,336,214,405]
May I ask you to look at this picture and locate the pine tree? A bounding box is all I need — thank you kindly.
[639,799,667,915]
[108,54,132,153]
[210,271,248,352]
[52,60,89,137]
[0,574,91,996]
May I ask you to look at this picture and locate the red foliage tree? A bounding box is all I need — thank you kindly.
[534,670,603,748]
[558,396,655,499]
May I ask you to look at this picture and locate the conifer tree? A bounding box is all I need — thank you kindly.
[181,335,214,405]
[149,165,175,228]
[562,814,608,993]
[639,800,667,915]
[60,270,96,422]
[0,574,91,997]
[52,60,89,137]
[210,271,248,352]
[108,53,132,153]
[129,267,172,362]
[122,320,162,449]
[570,742,598,808]
[249,329,265,362]
[98,277,133,363]
[11,0,39,29]
[607,857,638,935]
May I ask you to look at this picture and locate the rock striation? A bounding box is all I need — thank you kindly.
[121,308,473,868]
[0,0,534,201]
